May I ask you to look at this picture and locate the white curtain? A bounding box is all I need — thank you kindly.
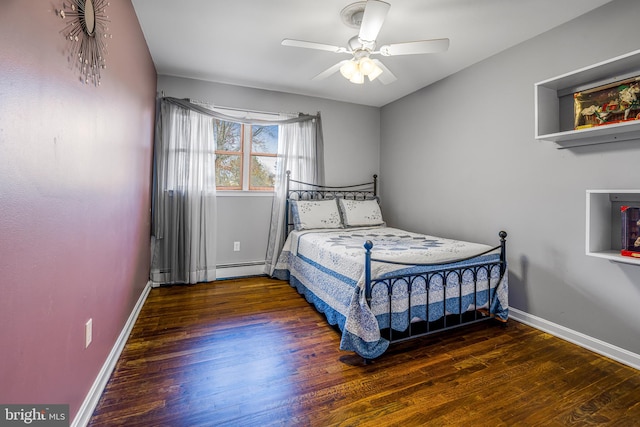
[149,97,322,283]
[150,99,217,285]
[264,113,325,276]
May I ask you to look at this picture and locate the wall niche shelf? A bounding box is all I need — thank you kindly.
[586,190,640,266]
[535,49,640,148]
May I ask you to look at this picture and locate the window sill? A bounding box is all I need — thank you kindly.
[216,191,275,197]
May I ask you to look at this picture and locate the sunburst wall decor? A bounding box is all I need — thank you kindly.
[57,0,112,86]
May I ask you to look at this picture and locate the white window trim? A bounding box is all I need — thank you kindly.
[241,131,251,191]
[217,191,274,197]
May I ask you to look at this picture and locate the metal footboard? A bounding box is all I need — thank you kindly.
[364,231,507,345]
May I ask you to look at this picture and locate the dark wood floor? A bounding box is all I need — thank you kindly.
[88,276,640,427]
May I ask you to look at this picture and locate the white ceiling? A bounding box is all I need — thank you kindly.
[131,0,612,107]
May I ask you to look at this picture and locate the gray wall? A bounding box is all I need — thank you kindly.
[380,0,640,355]
[157,76,380,267]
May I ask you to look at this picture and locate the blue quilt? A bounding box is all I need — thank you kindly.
[273,227,508,359]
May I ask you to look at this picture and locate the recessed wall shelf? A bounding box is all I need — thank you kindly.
[586,190,640,265]
[535,49,640,148]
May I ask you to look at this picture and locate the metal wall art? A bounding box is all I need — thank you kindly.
[57,0,112,86]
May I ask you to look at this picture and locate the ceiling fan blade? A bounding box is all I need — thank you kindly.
[312,60,349,81]
[372,59,397,85]
[358,0,390,43]
[379,38,450,56]
[281,39,348,53]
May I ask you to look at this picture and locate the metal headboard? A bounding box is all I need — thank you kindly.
[285,170,378,235]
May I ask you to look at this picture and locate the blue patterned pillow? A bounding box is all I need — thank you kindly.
[290,199,343,231]
[338,199,384,227]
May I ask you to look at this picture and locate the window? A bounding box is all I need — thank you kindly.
[214,120,278,191]
[214,120,243,189]
[250,125,278,190]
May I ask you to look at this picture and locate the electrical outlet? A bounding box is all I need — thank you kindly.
[233,241,240,252]
[85,318,92,348]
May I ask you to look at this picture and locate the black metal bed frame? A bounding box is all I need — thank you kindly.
[284,171,507,358]
[285,170,378,234]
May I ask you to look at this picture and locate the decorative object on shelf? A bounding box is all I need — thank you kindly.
[574,76,640,130]
[535,49,640,147]
[621,206,640,258]
[56,0,111,86]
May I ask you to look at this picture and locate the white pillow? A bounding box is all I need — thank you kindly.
[338,199,384,227]
[291,199,343,231]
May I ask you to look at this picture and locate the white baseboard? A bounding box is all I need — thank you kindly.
[71,281,152,427]
[509,307,640,371]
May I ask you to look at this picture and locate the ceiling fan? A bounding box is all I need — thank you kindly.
[281,0,449,85]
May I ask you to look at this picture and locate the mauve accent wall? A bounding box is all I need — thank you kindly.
[0,0,156,421]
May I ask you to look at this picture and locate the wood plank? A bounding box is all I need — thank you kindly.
[88,277,640,426]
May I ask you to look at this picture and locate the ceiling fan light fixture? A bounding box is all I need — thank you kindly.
[339,55,383,84]
[349,71,365,84]
[340,60,358,79]
[358,56,376,75]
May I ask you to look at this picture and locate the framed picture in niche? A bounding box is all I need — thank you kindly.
[574,76,640,130]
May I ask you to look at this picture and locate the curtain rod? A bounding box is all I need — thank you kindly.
[162,97,319,125]
[158,91,315,119]
[187,98,290,117]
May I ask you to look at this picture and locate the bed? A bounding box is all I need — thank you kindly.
[273,172,508,361]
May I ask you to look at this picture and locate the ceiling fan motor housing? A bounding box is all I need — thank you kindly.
[348,35,375,53]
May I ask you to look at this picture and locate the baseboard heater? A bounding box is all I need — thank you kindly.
[217,261,265,268]
[216,261,266,279]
